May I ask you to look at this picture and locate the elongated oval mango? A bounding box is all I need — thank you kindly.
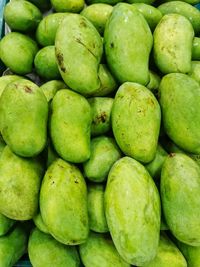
[105,157,161,266]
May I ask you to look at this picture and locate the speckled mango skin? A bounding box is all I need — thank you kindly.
[55,14,103,96]
[177,241,200,267]
[0,214,15,237]
[40,158,89,245]
[161,153,200,246]
[50,89,91,163]
[0,79,48,157]
[105,157,161,266]
[153,14,194,74]
[0,146,43,220]
[79,232,130,267]
[0,75,21,97]
[159,73,200,154]
[112,82,161,163]
[104,3,153,85]
[28,228,80,267]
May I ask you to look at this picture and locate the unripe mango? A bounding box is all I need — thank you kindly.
[51,0,84,13]
[40,80,67,102]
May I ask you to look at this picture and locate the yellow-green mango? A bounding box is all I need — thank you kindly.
[146,70,161,95]
[192,37,200,60]
[0,146,43,220]
[177,241,200,267]
[40,159,89,245]
[33,212,49,234]
[51,0,84,13]
[88,184,108,233]
[161,153,200,246]
[112,82,161,163]
[161,0,200,7]
[50,89,91,163]
[0,224,28,267]
[153,14,194,74]
[0,79,48,157]
[0,214,15,237]
[28,228,80,267]
[105,157,161,265]
[40,80,67,102]
[55,14,103,96]
[104,3,153,85]
[86,0,123,4]
[0,75,21,97]
[81,4,113,35]
[141,234,187,267]
[79,232,130,267]
[188,61,200,85]
[159,73,200,154]
[127,0,155,4]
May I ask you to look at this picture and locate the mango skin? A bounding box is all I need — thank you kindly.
[40,80,67,102]
[33,212,49,234]
[0,32,38,75]
[177,241,200,267]
[159,73,200,154]
[192,37,200,60]
[86,0,123,4]
[188,61,200,85]
[0,79,48,157]
[0,214,15,237]
[105,157,161,266]
[40,159,89,245]
[127,0,155,4]
[55,14,103,96]
[153,14,194,74]
[51,0,84,13]
[161,0,200,7]
[4,0,42,32]
[112,82,161,163]
[50,89,91,163]
[142,234,187,267]
[0,75,21,97]
[83,136,121,182]
[88,184,108,233]
[158,1,200,34]
[0,146,43,220]
[0,225,28,267]
[105,3,152,85]
[79,232,130,267]
[147,70,161,94]
[161,153,200,246]
[28,228,80,267]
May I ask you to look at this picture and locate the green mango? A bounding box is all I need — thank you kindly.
[0,146,43,220]
[158,1,200,34]
[161,0,200,7]
[0,32,38,75]
[34,46,60,80]
[177,241,200,267]
[50,89,91,163]
[88,97,113,136]
[51,0,84,12]
[29,228,80,267]
[0,224,28,267]
[141,234,187,267]
[4,0,42,32]
[40,159,89,245]
[88,184,108,233]
[36,13,67,46]
[0,214,15,237]
[86,0,123,4]
[81,4,113,35]
[40,80,67,102]
[105,157,161,265]
[0,75,21,97]
[146,70,161,95]
[83,136,121,182]
[0,79,48,157]
[188,61,200,85]
[192,37,200,60]
[79,232,130,267]
[159,73,200,154]
[27,0,51,11]
[127,0,155,4]
[33,212,49,234]
[145,144,168,180]
[132,3,162,31]
[112,82,161,163]
[153,14,194,74]
[55,14,103,96]
[104,3,152,85]
[161,153,200,246]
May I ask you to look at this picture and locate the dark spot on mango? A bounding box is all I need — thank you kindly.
[24,86,32,93]
[80,20,87,28]
[93,112,107,125]
[55,48,67,73]
[110,42,114,48]
[58,163,64,169]
[169,153,176,158]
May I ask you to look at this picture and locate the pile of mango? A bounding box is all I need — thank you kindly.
[0,0,200,266]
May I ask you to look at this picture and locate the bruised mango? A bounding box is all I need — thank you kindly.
[0,75,21,97]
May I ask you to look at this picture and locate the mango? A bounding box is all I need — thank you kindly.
[34,46,60,80]
[36,13,67,46]
[161,0,200,8]
[29,228,80,267]
[153,14,194,74]
[81,4,113,35]
[0,214,15,237]
[141,234,187,267]
[105,157,161,265]
[40,80,67,102]
[112,82,161,163]
[0,75,21,97]
[159,73,200,154]
[40,158,89,245]
[83,136,121,182]
[161,153,200,246]
[188,61,200,85]
[4,0,42,32]
[79,232,130,267]
[104,3,153,85]
[28,0,51,11]
[177,241,200,267]
[0,224,28,267]
[147,70,161,95]
[192,37,200,60]
[51,0,84,13]
[33,212,49,234]
[0,146,43,220]
[86,0,123,4]
[55,14,103,96]
[127,0,155,4]
[0,32,38,75]
[0,79,48,157]
[50,89,91,163]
